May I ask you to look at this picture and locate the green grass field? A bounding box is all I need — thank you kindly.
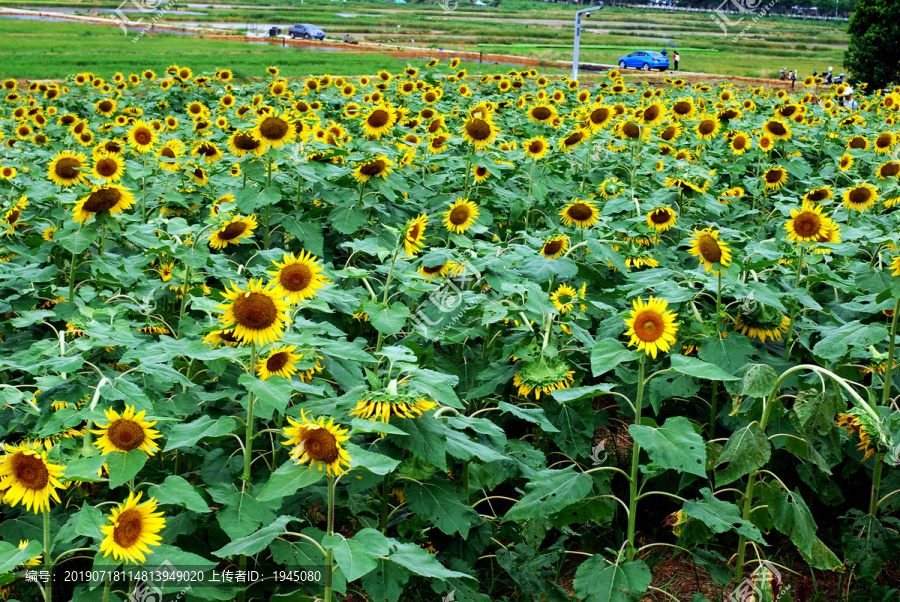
[0,0,850,79]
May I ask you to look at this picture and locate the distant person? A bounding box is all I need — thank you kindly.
[790,70,796,89]
[813,67,818,77]
[780,68,786,80]
[824,66,833,84]
[661,48,668,57]
[842,87,858,110]
[673,51,679,71]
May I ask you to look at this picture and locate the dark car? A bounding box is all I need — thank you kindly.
[289,24,325,40]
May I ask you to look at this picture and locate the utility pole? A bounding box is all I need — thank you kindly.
[572,7,595,81]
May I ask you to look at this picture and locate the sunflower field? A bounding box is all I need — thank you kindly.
[1,61,900,602]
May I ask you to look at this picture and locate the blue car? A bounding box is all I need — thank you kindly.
[617,51,669,71]
[289,24,325,40]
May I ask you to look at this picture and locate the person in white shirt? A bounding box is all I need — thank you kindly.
[842,87,858,110]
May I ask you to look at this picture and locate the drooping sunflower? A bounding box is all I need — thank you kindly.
[443,198,480,234]
[762,119,791,141]
[762,166,788,190]
[350,380,438,423]
[551,283,578,314]
[460,116,498,149]
[217,278,291,346]
[843,183,879,212]
[559,199,599,228]
[418,260,454,280]
[353,156,394,183]
[72,184,135,224]
[92,405,162,456]
[404,214,428,257]
[99,491,166,564]
[513,358,575,400]
[688,227,732,273]
[734,305,790,343]
[361,104,398,138]
[208,214,258,249]
[523,136,550,160]
[646,207,677,232]
[0,443,65,513]
[256,345,302,380]
[48,150,88,186]
[784,201,835,242]
[91,151,124,182]
[267,250,329,303]
[541,236,569,259]
[623,296,678,359]
[283,410,352,476]
[877,161,900,180]
[126,120,157,153]
[252,112,296,149]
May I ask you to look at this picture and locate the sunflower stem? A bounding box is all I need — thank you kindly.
[43,507,51,602]
[710,271,723,436]
[324,475,336,602]
[176,264,191,339]
[264,155,273,250]
[242,343,258,484]
[379,474,391,533]
[782,246,805,361]
[101,579,111,602]
[67,234,80,303]
[870,297,900,516]
[625,355,646,563]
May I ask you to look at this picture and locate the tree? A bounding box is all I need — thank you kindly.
[845,0,900,90]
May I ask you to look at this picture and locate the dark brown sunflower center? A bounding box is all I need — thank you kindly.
[807,189,829,201]
[359,160,386,177]
[96,158,118,177]
[567,203,594,222]
[622,122,640,138]
[650,209,671,224]
[221,330,239,343]
[107,419,146,451]
[219,221,248,241]
[848,187,872,205]
[793,212,821,238]
[113,508,144,548]
[232,292,277,330]
[698,120,715,135]
[83,188,122,214]
[193,168,205,179]
[543,240,564,256]
[660,127,676,141]
[302,428,339,463]
[528,140,544,154]
[590,108,610,124]
[635,311,663,342]
[730,136,746,150]
[7,209,19,224]
[882,162,900,177]
[408,224,421,239]
[697,234,722,263]
[105,141,122,153]
[848,136,866,149]
[673,102,691,116]
[234,133,260,151]
[765,169,784,184]
[422,263,445,274]
[449,206,471,225]
[266,351,290,372]
[431,136,448,148]
[12,453,49,490]
[133,128,152,145]
[279,263,313,292]
[780,105,797,117]
[767,121,787,136]
[259,117,289,140]
[642,105,660,122]
[198,143,218,157]
[840,156,850,167]
[61,115,76,125]
[98,100,113,112]
[55,158,82,179]
[161,148,176,159]
[465,119,491,141]
[531,107,552,120]
[877,134,894,148]
[368,110,390,128]
[564,132,584,146]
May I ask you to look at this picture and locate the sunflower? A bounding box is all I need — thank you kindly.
[350,379,438,423]
[523,136,550,160]
[361,105,398,138]
[558,128,589,151]
[460,116,498,149]
[203,329,241,349]
[208,214,258,249]
[418,260,454,280]
[527,104,557,123]
[614,119,644,141]
[48,150,88,186]
[92,406,162,456]
[804,186,833,202]
[283,410,352,476]
[623,296,678,358]
[843,183,879,212]
[551,283,578,314]
[191,141,223,163]
[252,112,296,149]
[892,256,900,277]
[585,104,613,130]
[694,115,720,140]
[689,227,732,273]
[637,102,665,126]
[443,198,479,234]
[836,410,879,460]
[729,131,752,155]
[513,358,575,400]
[217,279,291,346]
[94,98,118,116]
[734,306,790,343]
[267,250,329,303]
[91,151,124,182]
[670,97,696,120]
[99,491,166,564]
[0,165,16,179]
[541,236,569,259]
[784,201,835,242]
[559,199,599,228]
[472,165,490,183]
[838,153,854,171]
[877,161,900,180]
[126,120,157,153]
[762,119,791,140]
[874,132,897,154]
[228,130,265,158]
[646,207,677,231]
[404,214,428,256]
[353,156,394,183]
[72,184,135,224]
[762,166,788,190]
[0,443,65,513]
[256,345,303,380]
[846,135,868,150]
